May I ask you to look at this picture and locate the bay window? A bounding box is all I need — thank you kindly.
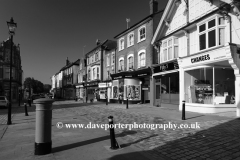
[162,37,179,62]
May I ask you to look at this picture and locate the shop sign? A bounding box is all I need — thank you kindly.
[113,76,123,80]
[98,83,107,88]
[142,87,149,90]
[87,82,98,86]
[125,75,133,78]
[191,54,210,63]
[154,60,179,73]
[136,73,150,77]
[182,47,227,67]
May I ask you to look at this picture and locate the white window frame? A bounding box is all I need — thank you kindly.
[197,15,226,51]
[118,57,124,71]
[127,54,134,70]
[161,36,179,63]
[111,52,115,65]
[95,52,98,61]
[127,32,134,47]
[106,54,110,66]
[138,25,146,43]
[119,37,124,51]
[80,63,82,70]
[138,49,146,68]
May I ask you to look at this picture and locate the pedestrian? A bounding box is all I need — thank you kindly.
[28,97,31,107]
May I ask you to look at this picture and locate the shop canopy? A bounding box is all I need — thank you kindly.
[110,67,151,80]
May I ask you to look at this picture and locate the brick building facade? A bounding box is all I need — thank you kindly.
[110,0,163,104]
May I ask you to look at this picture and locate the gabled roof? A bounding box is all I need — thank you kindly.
[60,59,80,71]
[151,0,175,45]
[85,39,116,57]
[114,10,164,39]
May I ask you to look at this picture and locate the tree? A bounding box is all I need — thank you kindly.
[24,77,44,94]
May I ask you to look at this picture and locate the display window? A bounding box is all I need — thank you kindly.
[184,65,235,105]
[113,86,118,99]
[126,85,140,100]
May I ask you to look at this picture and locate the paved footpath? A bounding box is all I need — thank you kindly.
[1,101,240,160]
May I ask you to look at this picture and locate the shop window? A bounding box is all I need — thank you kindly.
[184,66,235,105]
[198,16,225,51]
[126,85,140,100]
[162,37,179,62]
[113,86,118,99]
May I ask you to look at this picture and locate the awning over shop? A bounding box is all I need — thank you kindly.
[110,67,151,80]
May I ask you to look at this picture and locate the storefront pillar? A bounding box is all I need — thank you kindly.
[236,76,240,117]
[179,67,185,111]
[150,76,155,106]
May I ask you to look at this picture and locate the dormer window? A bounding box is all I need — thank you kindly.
[127,32,134,47]
[119,38,124,51]
[138,25,146,42]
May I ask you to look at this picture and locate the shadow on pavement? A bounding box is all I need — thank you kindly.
[185,115,205,120]
[52,130,137,153]
[107,117,240,160]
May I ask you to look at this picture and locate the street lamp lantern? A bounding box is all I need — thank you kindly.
[6,17,17,125]
[7,17,17,35]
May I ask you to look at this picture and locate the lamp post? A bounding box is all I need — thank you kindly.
[7,17,17,125]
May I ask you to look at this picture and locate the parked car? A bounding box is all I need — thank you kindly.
[0,96,9,108]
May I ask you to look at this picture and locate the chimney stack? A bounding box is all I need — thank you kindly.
[149,0,158,15]
[66,57,69,66]
[96,39,101,45]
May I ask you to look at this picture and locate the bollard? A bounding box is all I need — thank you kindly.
[106,95,108,105]
[34,98,54,155]
[24,103,29,116]
[182,100,186,120]
[108,116,119,149]
[126,97,128,109]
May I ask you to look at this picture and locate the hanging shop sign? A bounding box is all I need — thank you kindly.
[153,60,179,73]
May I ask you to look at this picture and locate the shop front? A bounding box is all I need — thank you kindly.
[76,84,85,100]
[98,82,112,102]
[110,68,151,104]
[85,80,99,102]
[63,85,76,100]
[179,44,240,114]
[152,60,179,108]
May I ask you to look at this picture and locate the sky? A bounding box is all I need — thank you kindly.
[0,0,168,85]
